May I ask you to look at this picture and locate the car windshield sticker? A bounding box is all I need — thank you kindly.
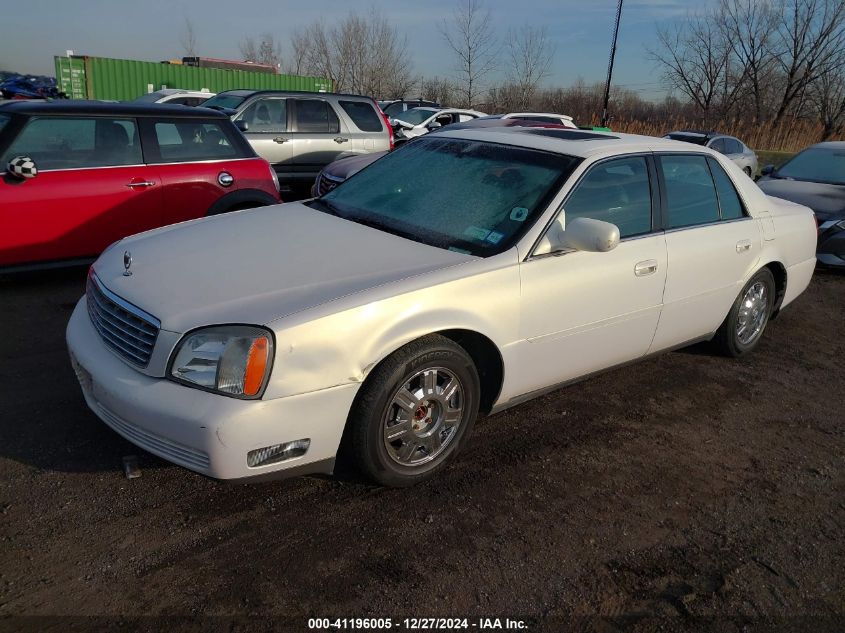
[464,226,491,241]
[486,231,505,244]
[510,207,529,222]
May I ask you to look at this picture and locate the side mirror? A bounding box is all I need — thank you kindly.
[427,121,442,130]
[235,120,249,132]
[534,216,620,256]
[760,164,775,176]
[7,156,37,179]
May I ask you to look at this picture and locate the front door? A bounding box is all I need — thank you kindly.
[238,97,293,177]
[513,155,667,397]
[0,115,161,267]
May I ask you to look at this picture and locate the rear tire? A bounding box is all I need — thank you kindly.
[348,335,480,487]
[713,268,775,357]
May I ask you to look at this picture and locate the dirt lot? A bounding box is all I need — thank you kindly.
[0,267,843,633]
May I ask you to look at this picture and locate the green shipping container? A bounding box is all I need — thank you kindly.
[54,55,332,101]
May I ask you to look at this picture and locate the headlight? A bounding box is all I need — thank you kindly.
[169,325,274,399]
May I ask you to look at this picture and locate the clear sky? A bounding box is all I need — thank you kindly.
[0,0,704,100]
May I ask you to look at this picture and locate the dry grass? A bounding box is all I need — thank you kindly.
[607,118,825,152]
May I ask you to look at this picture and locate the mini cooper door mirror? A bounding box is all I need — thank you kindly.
[7,156,38,180]
[534,216,620,256]
[235,120,249,132]
[760,164,775,176]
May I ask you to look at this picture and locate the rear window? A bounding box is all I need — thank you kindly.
[151,120,241,162]
[339,100,383,132]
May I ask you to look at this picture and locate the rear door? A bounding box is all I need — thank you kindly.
[141,117,256,226]
[289,98,350,180]
[0,115,162,267]
[649,153,762,352]
[237,96,293,175]
[336,99,388,154]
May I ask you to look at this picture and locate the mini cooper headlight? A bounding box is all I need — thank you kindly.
[169,326,273,398]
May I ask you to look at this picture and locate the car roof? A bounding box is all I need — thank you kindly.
[214,89,374,100]
[435,126,714,159]
[808,141,845,149]
[503,112,574,121]
[0,100,229,118]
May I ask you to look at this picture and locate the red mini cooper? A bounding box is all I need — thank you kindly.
[0,101,280,270]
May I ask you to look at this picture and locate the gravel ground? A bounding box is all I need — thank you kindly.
[0,267,842,633]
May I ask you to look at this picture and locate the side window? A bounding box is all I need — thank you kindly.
[339,100,383,132]
[709,138,726,154]
[236,98,287,133]
[2,117,141,170]
[458,113,477,122]
[152,121,239,162]
[726,138,743,154]
[659,155,720,228]
[563,156,653,238]
[293,99,340,134]
[708,157,746,220]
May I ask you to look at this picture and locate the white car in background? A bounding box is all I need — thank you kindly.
[664,130,758,177]
[391,107,486,143]
[500,112,578,128]
[132,89,215,106]
[67,128,816,487]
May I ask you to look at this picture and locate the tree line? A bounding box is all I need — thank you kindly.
[181,0,845,140]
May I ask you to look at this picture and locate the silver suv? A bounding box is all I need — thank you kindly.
[203,90,391,191]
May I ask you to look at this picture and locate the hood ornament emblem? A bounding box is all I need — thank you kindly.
[123,251,133,276]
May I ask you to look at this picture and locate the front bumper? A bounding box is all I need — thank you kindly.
[817,220,845,268]
[66,299,359,480]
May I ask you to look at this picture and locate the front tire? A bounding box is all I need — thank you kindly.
[713,268,775,357]
[348,335,480,487]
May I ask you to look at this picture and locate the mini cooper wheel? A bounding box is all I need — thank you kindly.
[349,335,480,487]
[714,267,775,357]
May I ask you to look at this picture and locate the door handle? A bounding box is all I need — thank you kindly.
[334,137,349,143]
[273,137,288,144]
[736,239,752,252]
[634,259,658,277]
[126,180,155,188]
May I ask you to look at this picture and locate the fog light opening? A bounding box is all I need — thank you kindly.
[247,439,310,468]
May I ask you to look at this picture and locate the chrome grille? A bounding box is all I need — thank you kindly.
[86,274,160,368]
[316,172,343,196]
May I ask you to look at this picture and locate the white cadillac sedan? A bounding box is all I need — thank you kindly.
[66,128,817,487]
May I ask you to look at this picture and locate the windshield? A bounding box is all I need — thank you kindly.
[666,133,708,146]
[201,93,248,110]
[396,108,439,125]
[776,147,845,185]
[309,137,580,257]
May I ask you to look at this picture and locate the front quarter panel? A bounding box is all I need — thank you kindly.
[262,253,521,401]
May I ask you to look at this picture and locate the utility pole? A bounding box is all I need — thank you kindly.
[601,0,624,128]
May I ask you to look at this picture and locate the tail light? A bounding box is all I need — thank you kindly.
[375,101,394,151]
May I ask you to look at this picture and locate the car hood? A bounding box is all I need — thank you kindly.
[757,178,845,220]
[92,203,474,333]
[324,151,386,180]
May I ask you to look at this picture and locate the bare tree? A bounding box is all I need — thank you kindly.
[180,17,197,57]
[810,66,845,139]
[292,8,413,96]
[717,0,779,122]
[648,11,732,119]
[438,0,499,108]
[240,33,282,70]
[505,25,555,109]
[771,0,845,120]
